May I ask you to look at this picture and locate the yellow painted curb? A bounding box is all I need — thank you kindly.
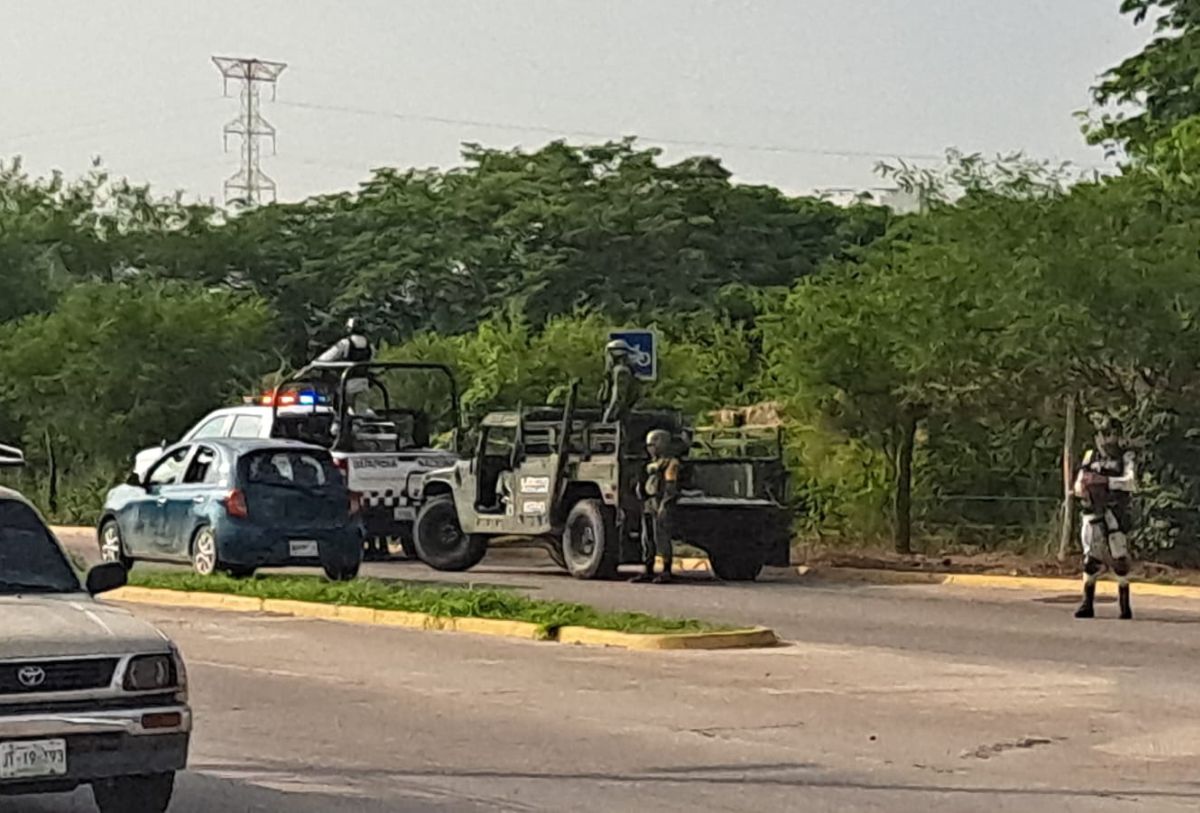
[796,566,1200,600]
[557,625,777,651]
[106,587,765,649]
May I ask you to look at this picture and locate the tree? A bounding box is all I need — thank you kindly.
[0,281,275,516]
[1088,1,1200,155]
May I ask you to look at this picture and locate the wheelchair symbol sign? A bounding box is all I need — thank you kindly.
[609,330,657,382]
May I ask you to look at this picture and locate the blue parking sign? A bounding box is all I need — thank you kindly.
[609,330,657,382]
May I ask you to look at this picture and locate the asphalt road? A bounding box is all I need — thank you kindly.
[19,530,1200,811]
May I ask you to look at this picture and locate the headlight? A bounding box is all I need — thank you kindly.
[123,654,176,692]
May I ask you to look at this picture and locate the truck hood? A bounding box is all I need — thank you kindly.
[1,593,172,660]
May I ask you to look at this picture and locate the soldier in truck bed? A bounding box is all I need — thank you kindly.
[599,339,641,423]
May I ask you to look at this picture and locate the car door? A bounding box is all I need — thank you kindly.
[126,446,191,557]
[158,445,224,560]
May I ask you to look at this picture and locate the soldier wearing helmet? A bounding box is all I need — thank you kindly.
[315,317,374,415]
[632,428,681,584]
[1072,415,1137,620]
[600,339,641,423]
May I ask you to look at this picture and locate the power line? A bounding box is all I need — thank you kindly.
[213,56,287,205]
[276,98,948,163]
[276,98,1116,172]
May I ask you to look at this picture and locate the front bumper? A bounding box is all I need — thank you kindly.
[0,705,190,794]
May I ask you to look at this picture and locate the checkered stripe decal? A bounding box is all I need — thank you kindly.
[361,490,410,508]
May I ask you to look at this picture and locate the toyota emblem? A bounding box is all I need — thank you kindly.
[17,666,46,688]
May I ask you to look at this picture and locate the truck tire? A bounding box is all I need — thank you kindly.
[562,500,619,580]
[93,772,175,813]
[414,496,487,572]
[709,551,763,582]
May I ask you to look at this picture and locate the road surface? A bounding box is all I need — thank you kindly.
[13,540,1200,811]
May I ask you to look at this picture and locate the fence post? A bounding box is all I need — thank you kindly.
[1056,394,1077,563]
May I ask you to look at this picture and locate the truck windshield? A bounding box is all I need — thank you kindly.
[0,499,81,594]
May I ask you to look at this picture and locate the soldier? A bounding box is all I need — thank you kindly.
[315,318,374,416]
[1073,416,1137,620]
[600,339,641,423]
[632,429,681,584]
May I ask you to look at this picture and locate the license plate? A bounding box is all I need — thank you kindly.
[288,540,319,557]
[0,739,67,780]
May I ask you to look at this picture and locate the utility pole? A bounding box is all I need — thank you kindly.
[212,56,287,206]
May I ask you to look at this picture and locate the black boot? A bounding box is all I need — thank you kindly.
[1075,581,1096,619]
[630,565,654,583]
[1119,583,1133,620]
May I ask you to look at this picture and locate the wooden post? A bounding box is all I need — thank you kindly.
[1056,394,1077,563]
[894,411,917,555]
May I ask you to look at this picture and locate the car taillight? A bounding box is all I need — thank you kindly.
[223,488,249,519]
[333,457,348,473]
[349,491,363,515]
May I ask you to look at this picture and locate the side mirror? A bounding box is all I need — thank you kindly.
[125,471,143,487]
[86,562,128,596]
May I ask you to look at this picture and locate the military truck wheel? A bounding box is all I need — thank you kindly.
[562,500,619,580]
[414,496,487,571]
[709,551,763,582]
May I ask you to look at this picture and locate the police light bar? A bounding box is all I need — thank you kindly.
[257,390,323,407]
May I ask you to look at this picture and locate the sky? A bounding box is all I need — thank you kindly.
[0,0,1155,204]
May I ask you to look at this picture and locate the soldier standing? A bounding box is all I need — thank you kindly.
[1073,416,1137,620]
[632,429,681,584]
[600,339,641,423]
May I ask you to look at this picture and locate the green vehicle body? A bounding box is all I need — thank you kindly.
[411,392,792,580]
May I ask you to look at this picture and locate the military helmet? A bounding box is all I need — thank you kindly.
[645,429,672,453]
[345,316,359,333]
[605,339,635,356]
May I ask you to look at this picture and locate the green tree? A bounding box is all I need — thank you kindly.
[0,281,275,517]
[1088,1,1200,155]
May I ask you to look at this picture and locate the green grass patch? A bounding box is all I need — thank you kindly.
[127,571,725,635]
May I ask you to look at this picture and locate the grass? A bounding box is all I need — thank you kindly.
[127,571,725,635]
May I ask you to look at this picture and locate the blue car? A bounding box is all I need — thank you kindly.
[99,439,363,581]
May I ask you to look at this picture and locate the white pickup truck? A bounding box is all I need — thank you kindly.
[1,446,190,812]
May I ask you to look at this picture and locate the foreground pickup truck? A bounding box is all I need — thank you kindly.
[1,486,190,812]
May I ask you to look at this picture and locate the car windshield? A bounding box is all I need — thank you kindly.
[0,499,81,594]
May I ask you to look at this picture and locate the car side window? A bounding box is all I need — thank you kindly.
[183,446,221,485]
[146,447,191,488]
[190,415,228,440]
[229,414,264,438]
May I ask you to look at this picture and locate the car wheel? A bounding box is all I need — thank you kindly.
[562,500,619,580]
[413,496,487,571]
[709,551,763,582]
[191,526,219,576]
[98,520,133,571]
[92,772,175,813]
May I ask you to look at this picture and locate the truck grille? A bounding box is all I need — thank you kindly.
[0,658,118,695]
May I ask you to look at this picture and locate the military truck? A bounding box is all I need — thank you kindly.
[409,388,792,579]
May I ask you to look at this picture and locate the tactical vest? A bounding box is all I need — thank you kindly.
[346,334,372,362]
[1079,447,1132,513]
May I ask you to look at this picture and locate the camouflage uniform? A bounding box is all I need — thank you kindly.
[633,429,680,584]
[1073,417,1136,620]
[600,340,641,423]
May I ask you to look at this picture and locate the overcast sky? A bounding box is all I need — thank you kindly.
[0,0,1153,203]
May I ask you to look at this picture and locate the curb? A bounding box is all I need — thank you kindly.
[791,566,1200,600]
[105,587,774,651]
